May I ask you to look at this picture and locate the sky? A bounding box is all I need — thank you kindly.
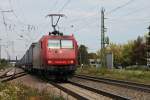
[0,0,150,59]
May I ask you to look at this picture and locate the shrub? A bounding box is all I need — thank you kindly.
[0,83,64,100]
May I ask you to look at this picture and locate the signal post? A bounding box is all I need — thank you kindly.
[147,26,150,67]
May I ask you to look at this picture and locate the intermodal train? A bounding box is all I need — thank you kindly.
[16,31,78,80]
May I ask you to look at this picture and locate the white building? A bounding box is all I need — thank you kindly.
[89,59,101,68]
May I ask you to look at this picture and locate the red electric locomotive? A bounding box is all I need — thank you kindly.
[16,14,78,80]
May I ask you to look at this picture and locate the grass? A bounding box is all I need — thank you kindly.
[0,59,11,70]
[0,83,64,100]
[0,64,10,70]
[76,66,150,85]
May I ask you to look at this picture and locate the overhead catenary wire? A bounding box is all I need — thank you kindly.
[107,8,150,23]
[8,0,38,32]
[107,0,136,15]
[0,1,36,54]
[8,0,28,26]
[8,0,37,40]
[58,0,71,13]
[107,4,150,21]
[105,0,150,30]
[51,0,59,11]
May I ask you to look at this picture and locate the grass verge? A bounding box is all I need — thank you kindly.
[76,66,150,85]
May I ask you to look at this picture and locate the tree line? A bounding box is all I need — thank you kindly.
[104,36,146,68]
[78,35,148,68]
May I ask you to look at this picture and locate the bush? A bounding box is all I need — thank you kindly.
[0,83,64,100]
[0,59,10,70]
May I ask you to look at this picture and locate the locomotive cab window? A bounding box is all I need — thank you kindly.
[61,40,73,49]
[48,40,60,49]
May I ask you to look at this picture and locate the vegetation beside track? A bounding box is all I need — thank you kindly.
[76,66,150,84]
[0,83,64,100]
[0,59,10,70]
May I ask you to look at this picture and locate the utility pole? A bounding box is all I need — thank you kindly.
[101,8,106,67]
[0,39,1,64]
[147,26,150,67]
[100,8,110,68]
[101,8,105,50]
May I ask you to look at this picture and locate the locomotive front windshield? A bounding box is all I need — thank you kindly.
[61,40,73,48]
[48,39,73,49]
[48,40,60,48]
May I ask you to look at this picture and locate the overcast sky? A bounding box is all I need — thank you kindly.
[0,0,150,59]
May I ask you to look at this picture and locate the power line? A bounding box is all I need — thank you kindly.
[58,0,71,13]
[127,7,148,15]
[107,14,150,23]
[107,0,136,15]
[0,10,13,31]
[8,0,38,32]
[109,4,149,20]
[8,0,28,25]
[52,0,59,11]
[0,2,34,48]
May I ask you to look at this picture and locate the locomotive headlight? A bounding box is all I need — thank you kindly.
[70,60,74,64]
[48,60,52,64]
[59,50,62,54]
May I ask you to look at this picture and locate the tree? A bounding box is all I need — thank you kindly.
[0,59,9,69]
[88,53,98,59]
[97,35,147,68]
[78,45,89,65]
[122,41,134,66]
[132,36,146,65]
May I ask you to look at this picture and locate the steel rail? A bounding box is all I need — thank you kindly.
[0,68,13,78]
[68,80,130,100]
[0,72,27,83]
[75,74,150,93]
[49,82,88,100]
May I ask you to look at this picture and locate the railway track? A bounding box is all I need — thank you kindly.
[0,68,130,100]
[49,81,130,100]
[50,82,89,100]
[74,74,150,93]
[0,68,14,78]
[0,68,27,83]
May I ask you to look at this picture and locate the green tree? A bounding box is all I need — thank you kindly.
[97,35,147,68]
[121,41,134,66]
[0,59,9,69]
[132,36,146,65]
[78,45,89,65]
[88,53,98,59]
